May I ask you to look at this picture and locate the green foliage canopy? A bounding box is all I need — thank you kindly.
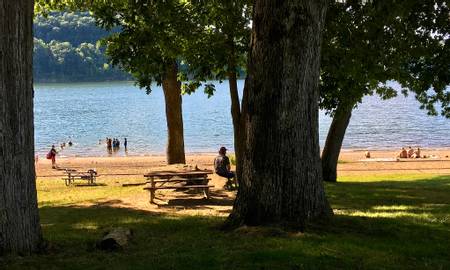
[35,0,251,95]
[321,0,450,117]
[37,0,216,94]
[185,0,251,81]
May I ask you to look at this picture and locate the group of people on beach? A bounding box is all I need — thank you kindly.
[59,140,73,150]
[398,146,421,159]
[104,137,128,153]
[364,146,423,159]
[43,137,130,169]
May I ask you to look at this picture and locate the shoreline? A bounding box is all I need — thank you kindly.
[43,147,450,159]
[35,148,450,179]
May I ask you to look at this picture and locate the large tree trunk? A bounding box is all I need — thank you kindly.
[162,62,186,164]
[0,0,42,254]
[227,52,245,184]
[321,104,353,182]
[226,0,332,229]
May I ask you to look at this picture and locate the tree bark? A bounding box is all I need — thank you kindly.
[162,62,186,164]
[321,104,353,182]
[0,0,42,254]
[227,50,245,184]
[226,0,332,229]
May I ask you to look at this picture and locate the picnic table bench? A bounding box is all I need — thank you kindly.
[143,170,213,203]
[62,168,98,186]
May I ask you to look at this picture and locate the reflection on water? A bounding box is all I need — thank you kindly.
[34,81,450,157]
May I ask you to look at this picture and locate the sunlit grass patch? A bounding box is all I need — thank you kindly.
[334,209,435,220]
[229,154,236,165]
[372,205,417,211]
[36,177,142,206]
[72,222,99,230]
[338,173,441,182]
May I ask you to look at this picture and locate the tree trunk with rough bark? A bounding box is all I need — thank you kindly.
[0,0,42,255]
[162,63,186,164]
[227,51,245,184]
[226,0,332,229]
[321,104,353,182]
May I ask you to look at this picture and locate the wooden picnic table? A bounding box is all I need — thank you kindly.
[143,170,213,203]
[144,170,213,179]
[62,168,98,186]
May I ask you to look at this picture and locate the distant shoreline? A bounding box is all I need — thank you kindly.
[34,79,135,85]
[38,147,450,159]
[35,149,450,179]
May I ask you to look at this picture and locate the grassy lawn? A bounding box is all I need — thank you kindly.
[2,174,450,269]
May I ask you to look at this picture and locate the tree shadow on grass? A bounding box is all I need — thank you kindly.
[18,205,350,270]
[152,187,235,210]
[28,200,449,270]
[4,175,450,269]
[161,196,234,209]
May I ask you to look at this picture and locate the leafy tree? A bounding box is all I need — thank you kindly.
[90,0,220,164]
[320,0,450,182]
[35,0,251,163]
[226,0,332,229]
[187,0,251,182]
[35,1,251,166]
[1,0,42,254]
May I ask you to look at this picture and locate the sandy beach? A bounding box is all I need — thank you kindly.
[36,148,450,178]
[35,148,450,216]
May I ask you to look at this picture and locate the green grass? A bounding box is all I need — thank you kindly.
[229,154,236,165]
[2,174,450,269]
[36,178,143,206]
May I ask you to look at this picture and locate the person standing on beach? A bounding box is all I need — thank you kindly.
[106,138,112,154]
[47,145,58,169]
[124,138,128,150]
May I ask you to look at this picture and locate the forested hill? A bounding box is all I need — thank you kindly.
[33,12,130,83]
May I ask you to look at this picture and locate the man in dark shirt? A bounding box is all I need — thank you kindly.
[214,147,236,189]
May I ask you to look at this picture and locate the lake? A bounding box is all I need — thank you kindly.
[34,81,450,157]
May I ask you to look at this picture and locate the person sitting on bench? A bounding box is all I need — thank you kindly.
[214,146,236,189]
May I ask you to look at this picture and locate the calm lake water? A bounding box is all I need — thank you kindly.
[34,81,450,157]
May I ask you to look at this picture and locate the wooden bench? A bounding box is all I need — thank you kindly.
[62,169,98,186]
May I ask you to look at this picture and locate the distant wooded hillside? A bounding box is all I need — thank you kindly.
[33,12,130,82]
[33,12,245,83]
